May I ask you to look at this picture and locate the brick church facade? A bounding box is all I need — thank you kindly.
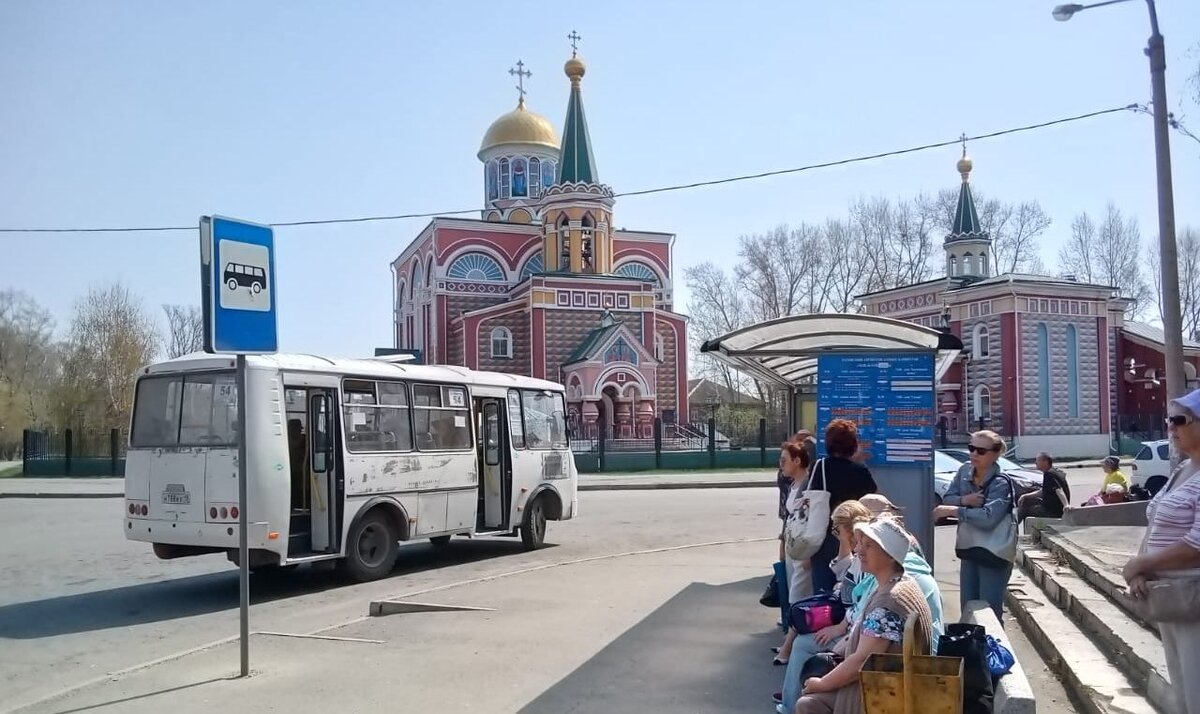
[390,49,689,439]
[859,150,1200,458]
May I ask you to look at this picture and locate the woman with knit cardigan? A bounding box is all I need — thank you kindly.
[793,516,935,714]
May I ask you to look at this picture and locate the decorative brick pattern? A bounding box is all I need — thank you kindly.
[447,322,464,366]
[1019,315,1101,434]
[445,294,506,321]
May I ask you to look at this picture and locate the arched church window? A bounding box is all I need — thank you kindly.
[979,252,989,277]
[962,253,974,275]
[519,253,544,280]
[654,333,665,361]
[447,253,505,282]
[529,158,542,198]
[973,323,990,359]
[512,158,528,197]
[949,256,958,277]
[559,215,571,267]
[615,261,661,286]
[499,158,511,199]
[397,281,405,309]
[490,327,513,359]
[1037,323,1050,418]
[486,160,499,202]
[542,160,556,188]
[411,261,422,299]
[1066,324,1079,418]
[581,214,595,270]
[973,385,992,422]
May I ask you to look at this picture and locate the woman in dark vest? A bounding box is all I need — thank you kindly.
[809,419,877,594]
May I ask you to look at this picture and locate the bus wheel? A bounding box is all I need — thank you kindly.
[226,278,238,291]
[520,495,547,551]
[341,511,397,582]
[251,282,262,294]
[429,535,452,547]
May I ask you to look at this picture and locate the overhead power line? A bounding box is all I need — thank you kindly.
[0,103,1139,234]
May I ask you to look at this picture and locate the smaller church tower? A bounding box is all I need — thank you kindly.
[944,145,991,281]
[538,40,616,274]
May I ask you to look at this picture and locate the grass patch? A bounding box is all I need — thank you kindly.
[0,464,23,478]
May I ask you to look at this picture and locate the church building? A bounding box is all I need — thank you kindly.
[858,149,1200,459]
[389,46,689,439]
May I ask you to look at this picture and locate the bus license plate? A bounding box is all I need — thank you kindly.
[163,485,191,505]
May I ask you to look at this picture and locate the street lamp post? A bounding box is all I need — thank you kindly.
[1053,0,1185,406]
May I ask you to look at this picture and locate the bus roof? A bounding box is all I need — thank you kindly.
[141,352,566,392]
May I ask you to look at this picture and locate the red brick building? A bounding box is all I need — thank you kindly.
[859,150,1199,458]
[390,52,689,438]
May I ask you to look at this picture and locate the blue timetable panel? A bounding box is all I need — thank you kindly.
[816,352,935,465]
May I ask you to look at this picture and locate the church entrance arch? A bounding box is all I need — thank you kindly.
[599,385,619,439]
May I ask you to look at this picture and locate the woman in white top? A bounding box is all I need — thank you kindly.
[774,440,814,665]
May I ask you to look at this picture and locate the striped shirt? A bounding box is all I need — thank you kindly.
[1145,460,1200,552]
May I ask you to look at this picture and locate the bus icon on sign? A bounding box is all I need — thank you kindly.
[225,262,265,294]
[217,239,271,312]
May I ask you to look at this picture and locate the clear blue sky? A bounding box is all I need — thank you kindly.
[2,1,1198,358]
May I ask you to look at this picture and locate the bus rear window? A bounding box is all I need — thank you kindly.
[131,372,238,447]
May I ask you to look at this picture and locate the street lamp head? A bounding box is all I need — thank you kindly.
[1052,3,1083,21]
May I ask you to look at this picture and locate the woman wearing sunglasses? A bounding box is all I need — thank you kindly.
[1122,391,1200,714]
[932,430,1018,619]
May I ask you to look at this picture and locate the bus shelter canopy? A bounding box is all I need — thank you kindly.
[698,313,963,388]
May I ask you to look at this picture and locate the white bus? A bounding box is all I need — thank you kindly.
[124,353,578,582]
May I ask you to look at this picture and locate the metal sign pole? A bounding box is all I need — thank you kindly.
[237,353,249,677]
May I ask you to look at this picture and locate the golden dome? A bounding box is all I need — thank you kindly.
[957,153,973,178]
[478,100,560,155]
[564,56,586,81]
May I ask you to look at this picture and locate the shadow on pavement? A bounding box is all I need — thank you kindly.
[520,576,780,714]
[0,539,547,640]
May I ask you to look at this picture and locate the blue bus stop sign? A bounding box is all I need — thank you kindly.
[200,215,278,354]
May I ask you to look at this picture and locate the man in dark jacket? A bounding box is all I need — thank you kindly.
[1017,452,1071,522]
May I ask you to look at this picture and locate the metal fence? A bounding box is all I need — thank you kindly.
[570,414,793,473]
[22,427,127,477]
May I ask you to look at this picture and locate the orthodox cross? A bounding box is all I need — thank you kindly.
[959,132,968,157]
[509,60,531,103]
[568,30,582,57]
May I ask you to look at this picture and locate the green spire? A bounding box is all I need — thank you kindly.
[557,55,598,184]
[948,148,986,239]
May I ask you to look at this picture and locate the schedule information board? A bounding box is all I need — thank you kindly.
[816,352,935,465]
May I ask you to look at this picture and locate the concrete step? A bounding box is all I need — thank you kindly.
[1006,569,1162,714]
[1035,527,1154,630]
[1017,547,1176,714]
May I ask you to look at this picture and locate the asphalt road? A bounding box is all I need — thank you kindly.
[0,487,1080,714]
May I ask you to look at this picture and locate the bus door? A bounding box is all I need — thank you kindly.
[308,389,341,552]
[476,398,511,530]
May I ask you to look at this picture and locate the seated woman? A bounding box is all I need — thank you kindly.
[794,517,935,714]
[1088,456,1130,505]
[777,500,873,713]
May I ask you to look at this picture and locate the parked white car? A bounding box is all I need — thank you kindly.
[1130,439,1172,495]
[940,448,1042,496]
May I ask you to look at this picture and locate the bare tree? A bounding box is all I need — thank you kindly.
[52,284,159,432]
[0,291,57,458]
[1150,226,1200,339]
[684,262,749,394]
[1058,202,1150,318]
[162,305,205,358]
